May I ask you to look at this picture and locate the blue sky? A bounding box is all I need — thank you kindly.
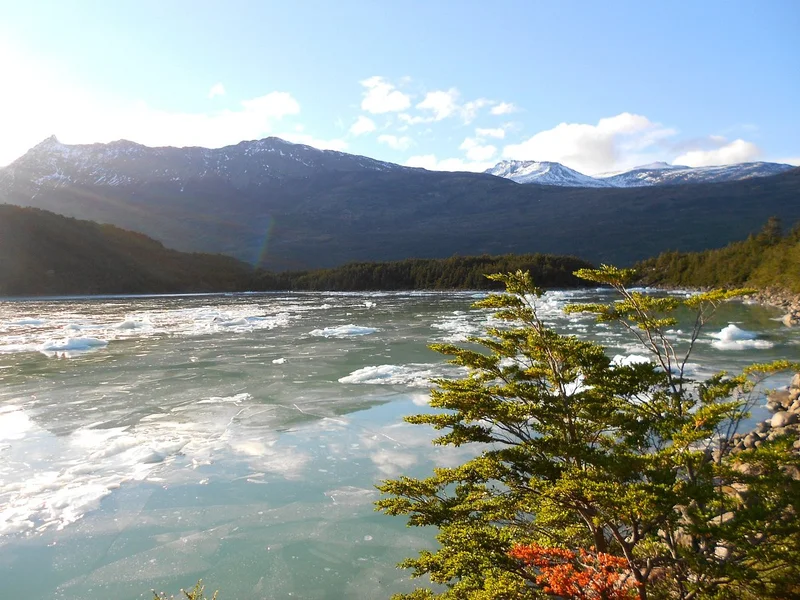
[1,0,798,173]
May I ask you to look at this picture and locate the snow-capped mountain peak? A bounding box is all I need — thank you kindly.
[484,160,613,187]
[486,159,795,188]
[0,136,409,194]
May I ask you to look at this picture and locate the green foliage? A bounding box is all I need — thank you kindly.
[376,270,800,600]
[636,218,800,294]
[153,580,218,600]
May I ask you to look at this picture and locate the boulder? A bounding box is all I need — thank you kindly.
[791,373,800,390]
[755,421,770,434]
[790,400,800,413]
[771,411,798,428]
[783,313,798,327]
[767,389,791,410]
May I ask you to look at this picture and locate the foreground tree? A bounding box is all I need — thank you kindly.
[376,268,800,600]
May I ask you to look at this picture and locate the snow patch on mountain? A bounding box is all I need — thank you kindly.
[484,160,613,187]
[486,159,794,188]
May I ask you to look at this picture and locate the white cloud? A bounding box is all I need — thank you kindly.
[777,157,800,166]
[491,102,517,115]
[673,138,761,167]
[349,115,376,136]
[398,113,430,126]
[502,112,676,174]
[278,132,348,151]
[406,154,493,173]
[0,43,307,165]
[459,137,497,162]
[416,88,460,121]
[377,134,413,151]
[359,76,411,114]
[208,83,226,99]
[460,98,491,124]
[475,127,505,139]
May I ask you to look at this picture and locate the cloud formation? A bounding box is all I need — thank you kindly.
[349,115,376,136]
[279,132,348,151]
[378,134,413,150]
[360,76,411,114]
[208,83,226,99]
[475,127,505,139]
[460,137,497,162]
[491,102,517,115]
[502,113,677,174]
[416,89,459,121]
[673,138,760,167]
[0,43,306,164]
[406,154,493,173]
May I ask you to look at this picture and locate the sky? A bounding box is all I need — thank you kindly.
[0,0,798,174]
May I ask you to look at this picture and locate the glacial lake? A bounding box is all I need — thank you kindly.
[0,289,797,599]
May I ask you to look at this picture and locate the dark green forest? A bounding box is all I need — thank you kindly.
[0,205,255,296]
[635,217,800,293]
[0,205,592,296]
[254,254,593,291]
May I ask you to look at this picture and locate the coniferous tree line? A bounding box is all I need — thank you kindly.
[251,254,594,291]
[635,218,800,293]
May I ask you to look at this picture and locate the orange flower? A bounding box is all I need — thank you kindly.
[509,544,637,600]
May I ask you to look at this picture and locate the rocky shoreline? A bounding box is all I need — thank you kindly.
[744,287,800,327]
[730,373,800,459]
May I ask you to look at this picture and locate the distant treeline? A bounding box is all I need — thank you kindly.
[635,218,800,293]
[253,254,594,291]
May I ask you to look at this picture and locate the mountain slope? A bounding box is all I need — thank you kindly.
[486,159,794,187]
[598,161,794,187]
[0,205,255,296]
[2,138,800,270]
[484,160,612,187]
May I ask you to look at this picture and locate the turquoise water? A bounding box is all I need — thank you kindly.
[0,290,796,599]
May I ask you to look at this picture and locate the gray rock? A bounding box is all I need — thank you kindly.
[771,411,798,428]
[768,390,791,409]
[767,401,783,412]
[791,373,800,390]
[756,421,771,434]
[790,400,800,413]
[783,313,798,327]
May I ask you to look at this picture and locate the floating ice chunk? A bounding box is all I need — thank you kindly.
[310,324,378,338]
[0,407,34,441]
[712,324,757,341]
[339,364,443,387]
[710,324,773,350]
[364,301,376,308]
[113,318,150,330]
[9,318,45,326]
[37,337,108,357]
[272,357,287,364]
[611,354,651,367]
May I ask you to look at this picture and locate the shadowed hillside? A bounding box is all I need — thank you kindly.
[0,205,255,296]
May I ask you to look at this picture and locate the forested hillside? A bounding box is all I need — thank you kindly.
[0,205,256,296]
[255,254,593,291]
[0,206,593,296]
[636,218,800,293]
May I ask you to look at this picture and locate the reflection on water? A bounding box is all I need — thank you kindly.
[0,290,796,599]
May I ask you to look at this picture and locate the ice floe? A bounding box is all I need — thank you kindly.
[310,324,378,338]
[710,324,774,350]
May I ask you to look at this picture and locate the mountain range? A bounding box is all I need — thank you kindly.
[484,159,794,187]
[1,136,799,270]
